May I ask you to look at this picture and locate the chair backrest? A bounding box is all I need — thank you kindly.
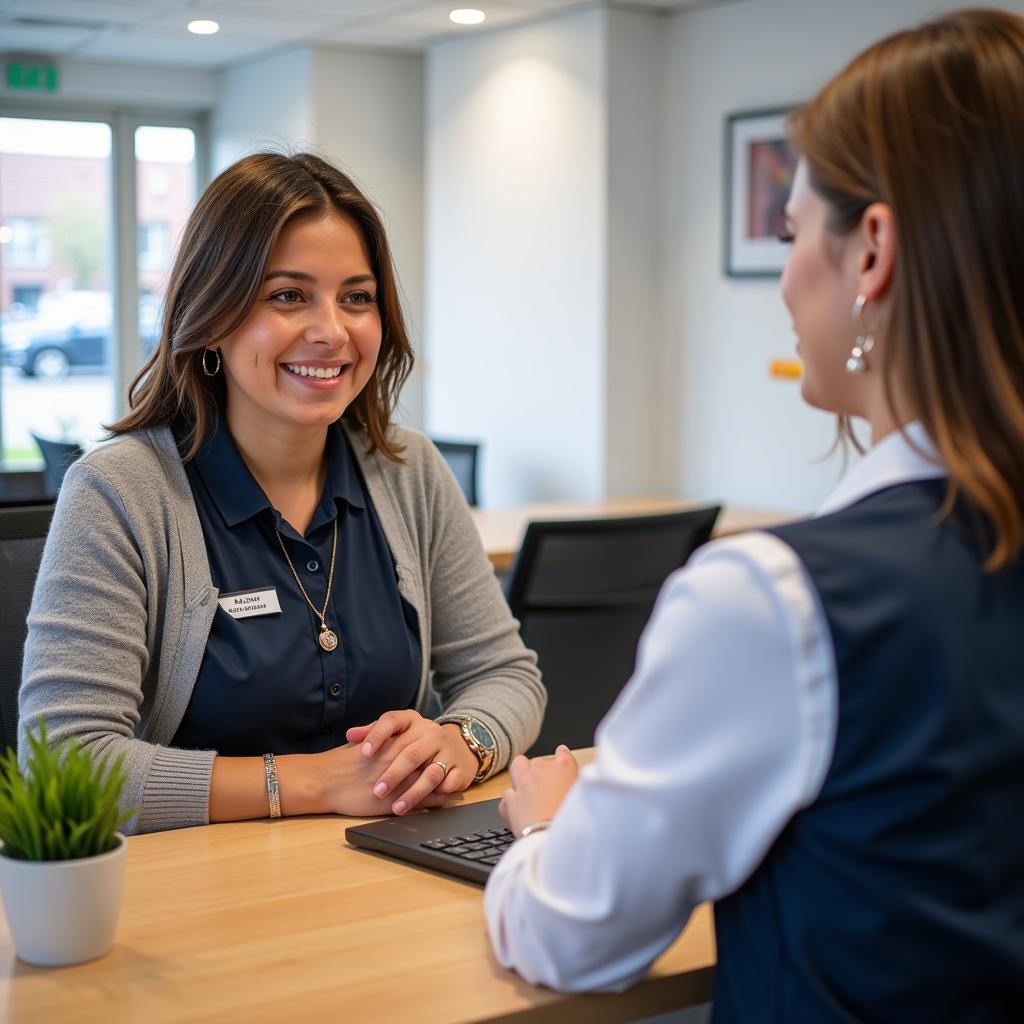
[0,497,55,510]
[0,504,54,755]
[31,433,84,496]
[506,505,721,755]
[432,439,481,507]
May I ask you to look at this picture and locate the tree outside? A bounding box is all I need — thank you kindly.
[50,194,106,289]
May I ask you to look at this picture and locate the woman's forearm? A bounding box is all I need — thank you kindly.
[209,753,326,821]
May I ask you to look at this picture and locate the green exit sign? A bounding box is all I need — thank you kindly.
[6,60,59,93]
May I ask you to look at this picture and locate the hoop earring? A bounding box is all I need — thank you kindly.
[202,347,221,377]
[846,294,875,375]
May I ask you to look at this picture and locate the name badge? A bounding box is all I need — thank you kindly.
[217,587,282,620]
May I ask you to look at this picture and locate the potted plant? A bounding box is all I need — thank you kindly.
[0,721,135,966]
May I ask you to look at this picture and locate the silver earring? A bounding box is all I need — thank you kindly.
[846,294,875,375]
[201,347,221,377]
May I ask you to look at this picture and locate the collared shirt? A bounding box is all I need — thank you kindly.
[171,418,420,756]
[484,423,947,993]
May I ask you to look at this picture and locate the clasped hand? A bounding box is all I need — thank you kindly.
[321,710,477,817]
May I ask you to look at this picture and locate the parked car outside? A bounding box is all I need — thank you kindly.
[0,290,161,378]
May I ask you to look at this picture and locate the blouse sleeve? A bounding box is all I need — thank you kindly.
[483,531,837,991]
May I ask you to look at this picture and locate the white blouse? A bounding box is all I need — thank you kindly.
[484,424,945,992]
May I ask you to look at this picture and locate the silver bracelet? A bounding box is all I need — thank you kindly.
[263,753,282,819]
[520,819,552,838]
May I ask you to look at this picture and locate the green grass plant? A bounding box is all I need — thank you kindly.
[0,721,135,861]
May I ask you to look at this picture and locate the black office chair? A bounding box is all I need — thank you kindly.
[0,497,55,510]
[506,506,721,756]
[0,503,55,755]
[432,439,481,507]
[31,433,84,496]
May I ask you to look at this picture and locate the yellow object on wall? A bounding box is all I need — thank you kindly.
[770,359,803,380]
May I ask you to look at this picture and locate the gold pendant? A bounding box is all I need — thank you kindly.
[318,626,338,652]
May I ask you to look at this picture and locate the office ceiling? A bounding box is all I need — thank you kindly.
[0,0,732,68]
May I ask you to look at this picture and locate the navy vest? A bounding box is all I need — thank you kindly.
[713,480,1024,1022]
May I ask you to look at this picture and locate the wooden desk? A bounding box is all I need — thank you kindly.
[0,751,715,1023]
[472,496,796,573]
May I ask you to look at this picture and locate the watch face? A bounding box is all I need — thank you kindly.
[469,719,495,751]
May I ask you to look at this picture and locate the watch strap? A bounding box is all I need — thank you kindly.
[439,715,496,782]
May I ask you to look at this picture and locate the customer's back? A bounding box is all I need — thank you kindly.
[715,479,1024,1020]
[484,11,1024,1019]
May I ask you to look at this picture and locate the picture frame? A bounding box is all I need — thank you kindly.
[724,106,799,278]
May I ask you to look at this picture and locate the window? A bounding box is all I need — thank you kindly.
[0,114,202,467]
[11,285,42,316]
[0,118,114,463]
[138,222,171,271]
[5,218,52,268]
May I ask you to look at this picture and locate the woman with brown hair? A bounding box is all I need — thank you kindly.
[19,152,544,833]
[486,9,1024,1019]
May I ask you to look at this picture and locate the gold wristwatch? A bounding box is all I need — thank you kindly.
[443,716,496,783]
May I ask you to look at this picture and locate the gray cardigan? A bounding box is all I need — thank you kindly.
[19,422,545,834]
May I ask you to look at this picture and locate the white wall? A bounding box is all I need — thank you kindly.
[310,48,425,426]
[427,0,1024,514]
[426,11,608,506]
[604,9,664,497]
[662,0,1024,513]
[211,47,313,173]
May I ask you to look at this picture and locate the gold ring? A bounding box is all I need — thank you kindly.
[432,760,450,778]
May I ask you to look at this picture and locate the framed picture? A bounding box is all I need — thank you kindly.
[724,107,799,277]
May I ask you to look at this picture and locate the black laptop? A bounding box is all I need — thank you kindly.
[345,798,514,885]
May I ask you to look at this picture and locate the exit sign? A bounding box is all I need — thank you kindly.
[6,60,59,93]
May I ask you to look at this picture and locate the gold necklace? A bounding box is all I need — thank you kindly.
[275,519,339,652]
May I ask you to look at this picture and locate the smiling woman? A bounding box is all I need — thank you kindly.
[18,152,545,835]
[214,209,384,523]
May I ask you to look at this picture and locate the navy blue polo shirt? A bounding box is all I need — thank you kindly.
[171,418,421,756]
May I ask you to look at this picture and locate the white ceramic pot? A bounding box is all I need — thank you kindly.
[0,833,126,966]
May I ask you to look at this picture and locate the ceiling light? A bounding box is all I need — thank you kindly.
[0,226,11,245]
[187,19,220,35]
[450,9,486,26]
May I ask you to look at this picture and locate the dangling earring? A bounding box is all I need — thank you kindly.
[202,347,221,377]
[846,294,875,375]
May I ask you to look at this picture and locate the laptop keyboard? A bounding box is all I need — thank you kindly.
[421,826,515,866]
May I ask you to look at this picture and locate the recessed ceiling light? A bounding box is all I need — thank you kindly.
[187,19,220,35]
[450,9,486,26]
[0,226,12,245]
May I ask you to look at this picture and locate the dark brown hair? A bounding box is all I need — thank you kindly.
[793,8,1024,569]
[109,152,414,461]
